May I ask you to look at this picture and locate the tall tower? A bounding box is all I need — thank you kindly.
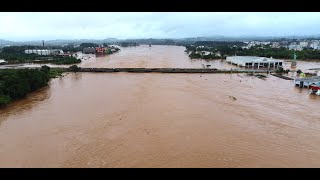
[42,40,44,48]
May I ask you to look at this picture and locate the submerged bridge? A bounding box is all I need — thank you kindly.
[0,67,275,74]
[78,68,274,73]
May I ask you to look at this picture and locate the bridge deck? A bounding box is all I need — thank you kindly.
[0,67,274,74]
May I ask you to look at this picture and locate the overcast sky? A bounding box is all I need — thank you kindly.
[1,12,320,41]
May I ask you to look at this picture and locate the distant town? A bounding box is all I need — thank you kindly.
[1,37,320,63]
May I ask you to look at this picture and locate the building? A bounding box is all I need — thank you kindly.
[95,47,106,55]
[51,49,64,55]
[24,49,64,56]
[109,45,120,49]
[299,41,309,48]
[201,51,211,56]
[226,56,283,69]
[0,59,7,64]
[82,47,96,54]
[288,45,302,51]
[310,41,320,50]
[271,42,280,48]
[25,49,50,55]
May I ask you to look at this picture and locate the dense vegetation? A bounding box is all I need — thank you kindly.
[188,52,221,59]
[79,43,99,49]
[68,65,81,72]
[185,43,320,60]
[0,66,63,106]
[236,47,320,60]
[49,56,81,65]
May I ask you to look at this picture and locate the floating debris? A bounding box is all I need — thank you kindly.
[271,73,294,80]
[228,96,237,101]
[255,74,267,79]
[305,72,317,77]
[246,73,267,80]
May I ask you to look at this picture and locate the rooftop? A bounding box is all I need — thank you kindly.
[227,56,282,63]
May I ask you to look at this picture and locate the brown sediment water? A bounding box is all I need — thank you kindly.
[0,45,320,168]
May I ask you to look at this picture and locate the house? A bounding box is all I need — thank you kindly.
[95,47,106,55]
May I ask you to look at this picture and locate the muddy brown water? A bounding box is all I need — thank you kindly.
[0,45,320,167]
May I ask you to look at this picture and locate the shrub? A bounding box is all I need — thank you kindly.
[40,65,51,74]
[69,65,81,72]
[276,67,284,74]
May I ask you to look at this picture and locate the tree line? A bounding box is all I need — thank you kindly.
[185,43,320,60]
[0,66,62,106]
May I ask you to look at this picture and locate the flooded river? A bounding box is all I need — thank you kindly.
[0,45,320,167]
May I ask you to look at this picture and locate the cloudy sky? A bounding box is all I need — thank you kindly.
[1,12,320,41]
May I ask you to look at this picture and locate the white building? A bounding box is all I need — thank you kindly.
[272,42,280,48]
[25,49,64,56]
[201,51,211,55]
[299,41,309,48]
[0,59,7,64]
[310,41,320,50]
[289,45,302,51]
[262,41,271,45]
[109,45,120,49]
[226,56,283,69]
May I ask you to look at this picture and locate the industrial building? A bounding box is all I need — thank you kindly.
[24,49,64,56]
[83,47,96,54]
[226,56,283,69]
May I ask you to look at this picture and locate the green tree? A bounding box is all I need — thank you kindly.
[40,65,51,74]
[69,65,81,72]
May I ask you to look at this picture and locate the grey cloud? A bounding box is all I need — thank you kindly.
[0,12,320,41]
